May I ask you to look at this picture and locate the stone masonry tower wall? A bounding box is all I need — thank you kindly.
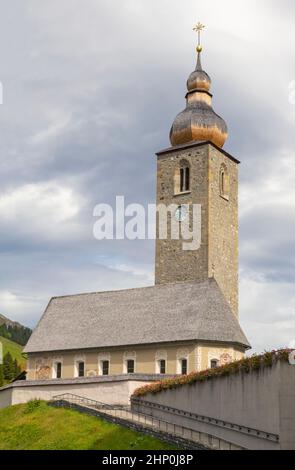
[155,142,239,317]
[208,144,239,317]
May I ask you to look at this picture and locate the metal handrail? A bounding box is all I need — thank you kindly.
[50,392,230,449]
[131,397,280,443]
[51,393,127,410]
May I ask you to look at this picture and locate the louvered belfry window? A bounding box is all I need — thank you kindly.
[180,161,190,192]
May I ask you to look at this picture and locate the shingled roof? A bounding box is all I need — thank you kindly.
[24,279,250,353]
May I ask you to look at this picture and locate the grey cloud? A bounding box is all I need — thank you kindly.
[0,0,294,353]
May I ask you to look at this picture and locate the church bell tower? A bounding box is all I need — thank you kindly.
[155,24,239,317]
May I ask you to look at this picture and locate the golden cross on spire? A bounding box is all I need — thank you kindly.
[193,22,205,52]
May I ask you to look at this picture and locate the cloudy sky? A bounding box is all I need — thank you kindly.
[0,0,294,353]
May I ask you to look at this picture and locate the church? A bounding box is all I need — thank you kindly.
[24,26,250,381]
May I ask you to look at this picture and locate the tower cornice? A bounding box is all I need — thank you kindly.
[156,140,240,165]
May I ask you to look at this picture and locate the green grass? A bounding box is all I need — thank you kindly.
[0,336,26,369]
[0,401,179,450]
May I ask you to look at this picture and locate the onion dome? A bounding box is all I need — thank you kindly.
[170,48,228,148]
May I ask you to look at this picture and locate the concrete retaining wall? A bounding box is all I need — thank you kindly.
[0,374,168,408]
[131,361,295,450]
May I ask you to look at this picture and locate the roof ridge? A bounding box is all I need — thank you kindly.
[50,278,216,301]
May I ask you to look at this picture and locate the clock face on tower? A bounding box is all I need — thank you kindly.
[174,205,188,222]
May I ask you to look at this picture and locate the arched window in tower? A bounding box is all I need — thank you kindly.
[220,164,229,200]
[175,159,190,194]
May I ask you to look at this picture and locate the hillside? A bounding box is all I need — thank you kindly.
[0,336,26,369]
[0,314,24,328]
[0,400,178,450]
[0,314,32,346]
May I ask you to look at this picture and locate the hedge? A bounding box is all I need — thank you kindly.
[132,349,291,398]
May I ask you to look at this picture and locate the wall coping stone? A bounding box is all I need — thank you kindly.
[0,373,176,392]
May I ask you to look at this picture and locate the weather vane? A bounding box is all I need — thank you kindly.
[193,22,205,52]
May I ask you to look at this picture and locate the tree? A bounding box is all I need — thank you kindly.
[0,323,32,346]
[3,352,14,382]
[13,358,21,377]
[0,364,4,387]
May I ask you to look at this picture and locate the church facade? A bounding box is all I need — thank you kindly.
[24,35,250,381]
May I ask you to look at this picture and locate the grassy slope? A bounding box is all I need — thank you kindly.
[0,401,178,450]
[0,336,26,368]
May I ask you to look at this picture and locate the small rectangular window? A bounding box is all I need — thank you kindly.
[127,359,135,374]
[181,359,187,375]
[102,361,109,376]
[78,361,85,377]
[159,359,166,374]
[210,359,218,369]
[56,362,62,379]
